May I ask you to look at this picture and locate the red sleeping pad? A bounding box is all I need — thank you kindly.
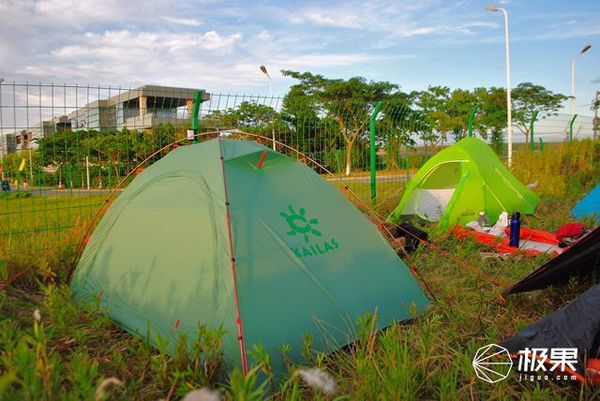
[452,226,561,256]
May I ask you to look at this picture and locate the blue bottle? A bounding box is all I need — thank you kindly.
[509,212,521,248]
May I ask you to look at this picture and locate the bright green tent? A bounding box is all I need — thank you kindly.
[71,138,429,374]
[388,137,538,231]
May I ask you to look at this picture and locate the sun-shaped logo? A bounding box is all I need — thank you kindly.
[280,205,322,243]
[472,343,513,384]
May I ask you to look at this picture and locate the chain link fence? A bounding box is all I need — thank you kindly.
[0,82,598,259]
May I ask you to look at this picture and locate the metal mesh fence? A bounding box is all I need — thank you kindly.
[0,82,598,260]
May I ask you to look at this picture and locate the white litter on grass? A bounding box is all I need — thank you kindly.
[181,388,222,401]
[95,377,123,401]
[296,368,337,395]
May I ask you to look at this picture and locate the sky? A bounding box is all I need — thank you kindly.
[0,0,598,116]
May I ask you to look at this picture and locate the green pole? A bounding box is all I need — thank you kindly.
[529,110,539,151]
[467,104,479,137]
[108,162,112,189]
[370,101,384,205]
[539,137,544,151]
[569,114,577,143]
[190,90,204,143]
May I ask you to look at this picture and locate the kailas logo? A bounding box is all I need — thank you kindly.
[280,205,322,242]
[280,205,340,258]
[472,344,513,384]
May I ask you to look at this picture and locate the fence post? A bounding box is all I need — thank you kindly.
[467,104,479,137]
[190,90,204,143]
[370,101,384,205]
[529,110,539,151]
[569,114,577,142]
[539,137,544,151]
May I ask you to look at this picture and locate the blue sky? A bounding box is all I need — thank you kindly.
[0,0,598,115]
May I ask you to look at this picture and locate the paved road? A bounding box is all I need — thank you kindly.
[11,174,413,196]
[326,174,413,183]
[16,187,122,197]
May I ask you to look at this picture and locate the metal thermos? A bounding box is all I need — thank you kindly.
[509,212,521,248]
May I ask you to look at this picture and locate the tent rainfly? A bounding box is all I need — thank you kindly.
[71,138,429,375]
[388,137,539,231]
[572,184,600,222]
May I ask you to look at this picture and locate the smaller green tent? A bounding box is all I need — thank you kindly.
[388,137,538,230]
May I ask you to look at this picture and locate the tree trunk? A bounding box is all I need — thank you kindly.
[345,140,353,176]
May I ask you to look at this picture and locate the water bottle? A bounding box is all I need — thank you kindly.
[509,212,521,248]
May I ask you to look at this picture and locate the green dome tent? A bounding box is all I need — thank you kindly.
[388,137,538,231]
[71,138,429,375]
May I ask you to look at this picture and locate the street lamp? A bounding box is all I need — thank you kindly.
[259,65,276,150]
[0,78,4,180]
[571,44,592,116]
[486,5,513,167]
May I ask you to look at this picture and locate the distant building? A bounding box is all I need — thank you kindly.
[0,85,209,157]
[68,85,210,132]
[0,132,17,157]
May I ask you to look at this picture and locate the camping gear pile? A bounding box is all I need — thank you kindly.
[389,137,597,258]
[388,137,600,384]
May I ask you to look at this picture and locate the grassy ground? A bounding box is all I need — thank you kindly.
[0,140,599,400]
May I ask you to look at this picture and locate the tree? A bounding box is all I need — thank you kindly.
[410,86,454,150]
[281,70,398,176]
[444,89,478,141]
[203,101,282,146]
[473,87,507,151]
[512,83,567,143]
[375,94,419,170]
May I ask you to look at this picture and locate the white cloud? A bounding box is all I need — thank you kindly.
[194,31,242,50]
[162,16,203,27]
[34,0,120,22]
[284,53,378,67]
[290,10,361,28]
[258,30,271,41]
[284,1,499,40]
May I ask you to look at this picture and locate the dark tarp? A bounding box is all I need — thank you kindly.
[501,283,600,373]
[503,227,600,295]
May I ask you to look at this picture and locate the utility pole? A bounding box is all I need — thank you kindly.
[571,45,592,117]
[0,78,4,181]
[486,5,513,167]
[259,65,276,150]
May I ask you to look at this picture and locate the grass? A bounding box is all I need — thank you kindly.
[0,140,599,400]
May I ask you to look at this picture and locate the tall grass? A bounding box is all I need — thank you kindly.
[512,139,599,198]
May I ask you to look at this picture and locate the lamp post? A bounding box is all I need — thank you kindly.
[571,44,592,116]
[486,5,513,167]
[259,65,276,150]
[0,78,4,180]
